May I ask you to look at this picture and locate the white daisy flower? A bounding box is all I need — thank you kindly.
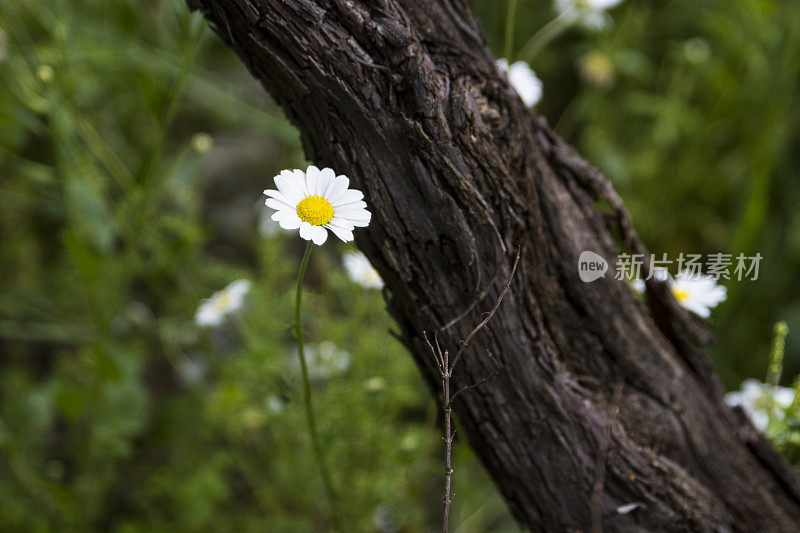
[363,376,387,394]
[554,0,624,31]
[195,279,251,327]
[724,379,796,432]
[343,251,383,289]
[176,355,207,385]
[632,268,726,318]
[584,0,623,9]
[263,166,371,245]
[266,395,286,414]
[291,341,351,380]
[497,58,543,107]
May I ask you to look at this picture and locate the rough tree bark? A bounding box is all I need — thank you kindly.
[186,1,800,530]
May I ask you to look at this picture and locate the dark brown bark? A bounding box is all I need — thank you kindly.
[186,1,800,530]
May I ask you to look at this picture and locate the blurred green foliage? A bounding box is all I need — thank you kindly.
[0,0,798,530]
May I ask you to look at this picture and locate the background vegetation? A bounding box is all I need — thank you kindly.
[1,0,798,530]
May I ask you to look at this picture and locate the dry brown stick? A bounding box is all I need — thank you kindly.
[423,247,521,532]
[448,246,521,372]
[449,349,499,404]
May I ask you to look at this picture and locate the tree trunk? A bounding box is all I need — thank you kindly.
[186,1,800,530]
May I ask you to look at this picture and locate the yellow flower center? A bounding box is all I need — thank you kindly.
[213,293,233,311]
[672,287,689,302]
[296,195,334,226]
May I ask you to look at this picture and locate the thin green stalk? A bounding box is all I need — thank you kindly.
[504,0,520,60]
[294,240,339,526]
[517,9,579,63]
[767,321,789,387]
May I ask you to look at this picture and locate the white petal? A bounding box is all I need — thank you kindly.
[682,301,710,318]
[333,200,367,211]
[326,175,350,203]
[328,217,355,230]
[264,189,296,208]
[741,379,764,400]
[279,214,302,230]
[318,168,336,197]
[751,411,769,432]
[265,198,294,211]
[328,225,354,243]
[299,221,314,240]
[336,207,371,220]
[273,173,291,194]
[507,61,543,107]
[271,208,296,222]
[306,166,321,196]
[271,209,289,221]
[310,226,328,245]
[275,172,304,205]
[195,303,220,326]
[333,189,364,206]
[774,387,796,408]
[226,280,250,300]
[293,169,309,196]
[724,392,744,407]
[336,209,371,226]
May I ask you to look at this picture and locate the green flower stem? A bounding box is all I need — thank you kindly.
[517,9,579,63]
[767,321,789,387]
[504,0,520,60]
[294,240,339,525]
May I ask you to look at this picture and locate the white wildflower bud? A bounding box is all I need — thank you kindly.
[191,132,214,154]
[37,65,55,84]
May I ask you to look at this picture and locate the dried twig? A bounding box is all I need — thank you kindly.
[423,246,521,532]
[449,247,521,371]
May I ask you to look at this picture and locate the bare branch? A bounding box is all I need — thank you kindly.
[449,349,500,405]
[449,246,521,372]
[424,331,445,376]
[440,267,502,331]
[424,247,521,532]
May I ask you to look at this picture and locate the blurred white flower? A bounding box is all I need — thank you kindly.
[373,505,399,533]
[266,395,286,414]
[683,37,711,64]
[578,50,615,88]
[363,376,386,394]
[584,0,623,9]
[191,132,214,154]
[497,58,543,107]
[264,166,371,245]
[632,268,726,318]
[555,0,624,31]
[239,406,266,431]
[176,355,207,385]
[195,279,251,327]
[725,379,796,432]
[400,432,420,453]
[292,341,351,380]
[37,64,54,84]
[343,251,383,289]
